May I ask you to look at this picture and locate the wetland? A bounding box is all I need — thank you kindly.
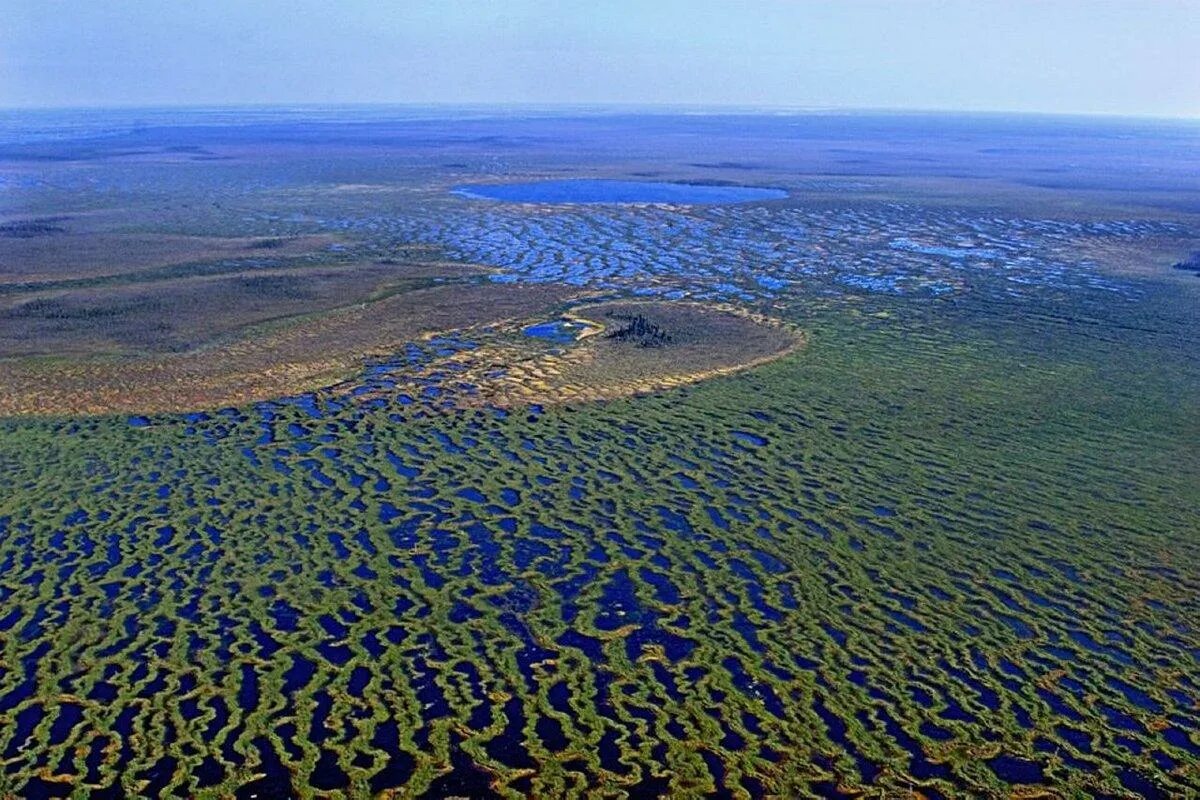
[453,180,789,205]
[0,108,1197,798]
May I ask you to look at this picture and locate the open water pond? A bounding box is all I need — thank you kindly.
[521,318,589,343]
[454,179,788,205]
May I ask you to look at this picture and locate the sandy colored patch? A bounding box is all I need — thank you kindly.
[1071,235,1200,284]
[339,300,805,411]
[487,300,804,405]
[0,282,575,416]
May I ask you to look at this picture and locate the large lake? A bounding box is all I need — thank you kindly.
[454,179,788,204]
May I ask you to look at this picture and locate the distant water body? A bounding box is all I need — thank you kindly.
[2,108,1196,208]
[454,179,788,205]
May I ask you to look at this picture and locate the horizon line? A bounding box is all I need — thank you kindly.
[2,100,1197,124]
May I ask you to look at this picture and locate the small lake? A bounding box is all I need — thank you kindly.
[454,179,788,205]
[522,319,588,343]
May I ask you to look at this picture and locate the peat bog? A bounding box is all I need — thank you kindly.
[0,109,1197,798]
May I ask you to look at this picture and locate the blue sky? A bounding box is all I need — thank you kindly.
[2,0,1196,116]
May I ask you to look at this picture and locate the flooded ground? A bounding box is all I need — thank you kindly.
[454,179,788,205]
[0,108,1198,798]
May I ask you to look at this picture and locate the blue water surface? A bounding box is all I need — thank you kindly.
[454,179,788,205]
[522,319,583,343]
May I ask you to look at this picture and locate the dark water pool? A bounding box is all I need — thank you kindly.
[454,179,787,205]
[522,319,585,343]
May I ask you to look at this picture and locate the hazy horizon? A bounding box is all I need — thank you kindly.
[3,0,1197,118]
[3,102,1199,126]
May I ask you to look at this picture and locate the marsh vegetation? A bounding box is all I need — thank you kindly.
[0,109,1196,798]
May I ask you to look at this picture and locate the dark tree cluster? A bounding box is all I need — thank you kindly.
[605,313,672,347]
[248,237,288,249]
[1171,252,1200,277]
[0,218,66,238]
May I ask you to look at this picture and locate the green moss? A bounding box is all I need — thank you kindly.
[0,283,1197,798]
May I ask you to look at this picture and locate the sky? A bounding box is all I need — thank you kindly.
[2,0,1197,117]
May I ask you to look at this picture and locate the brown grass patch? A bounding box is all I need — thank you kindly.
[0,230,336,284]
[447,300,804,407]
[0,262,488,358]
[0,282,574,416]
